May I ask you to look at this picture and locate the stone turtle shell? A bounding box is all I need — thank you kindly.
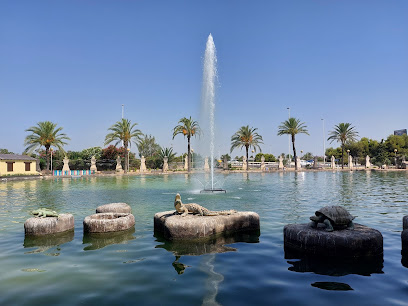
[315,205,354,225]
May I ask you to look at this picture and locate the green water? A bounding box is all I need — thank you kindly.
[1,171,408,305]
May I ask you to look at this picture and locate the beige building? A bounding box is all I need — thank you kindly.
[0,154,39,176]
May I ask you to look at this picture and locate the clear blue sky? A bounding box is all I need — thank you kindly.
[1,1,407,158]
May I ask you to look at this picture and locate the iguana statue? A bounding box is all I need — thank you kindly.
[32,208,59,218]
[174,193,236,217]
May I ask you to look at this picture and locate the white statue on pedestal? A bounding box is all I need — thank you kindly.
[90,155,97,173]
[260,155,265,171]
[163,156,168,172]
[365,155,371,169]
[331,155,335,169]
[140,156,146,172]
[116,156,123,172]
[62,156,70,174]
[278,155,284,169]
[242,155,247,171]
[348,155,353,170]
[204,157,210,172]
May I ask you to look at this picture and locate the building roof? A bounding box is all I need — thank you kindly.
[0,154,37,161]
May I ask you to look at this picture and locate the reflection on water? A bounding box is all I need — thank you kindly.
[24,230,74,255]
[83,228,135,251]
[311,282,354,291]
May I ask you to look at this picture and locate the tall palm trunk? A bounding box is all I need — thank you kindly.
[246,145,249,171]
[187,136,191,172]
[341,143,344,169]
[45,145,50,171]
[292,134,298,170]
[124,142,128,173]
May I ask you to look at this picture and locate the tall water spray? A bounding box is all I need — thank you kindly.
[201,34,217,190]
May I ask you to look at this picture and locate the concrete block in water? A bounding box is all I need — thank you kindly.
[96,203,132,214]
[83,213,135,233]
[24,213,74,236]
[154,210,260,240]
[284,223,383,258]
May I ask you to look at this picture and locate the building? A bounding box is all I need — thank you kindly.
[0,154,39,176]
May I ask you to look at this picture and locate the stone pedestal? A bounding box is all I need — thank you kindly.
[154,211,260,240]
[331,155,335,169]
[83,213,135,233]
[96,203,132,214]
[260,155,265,171]
[62,157,70,173]
[140,156,146,173]
[279,155,284,169]
[90,155,97,172]
[284,223,383,258]
[115,156,123,173]
[204,157,210,172]
[163,156,168,172]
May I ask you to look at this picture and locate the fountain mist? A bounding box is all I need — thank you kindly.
[200,34,217,190]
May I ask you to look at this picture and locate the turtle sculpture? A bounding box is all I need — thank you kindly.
[309,205,355,232]
[32,208,59,218]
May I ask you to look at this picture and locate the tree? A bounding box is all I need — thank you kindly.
[24,121,70,171]
[172,116,200,172]
[230,125,263,170]
[327,123,359,169]
[157,147,177,167]
[0,148,15,154]
[137,135,161,158]
[277,118,309,170]
[104,118,143,173]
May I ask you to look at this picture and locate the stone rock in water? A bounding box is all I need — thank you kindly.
[96,203,131,214]
[154,210,260,240]
[24,214,74,236]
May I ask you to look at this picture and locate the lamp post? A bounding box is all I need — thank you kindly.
[50,148,53,175]
[347,149,350,168]
[287,107,290,168]
[395,149,398,168]
[321,118,325,167]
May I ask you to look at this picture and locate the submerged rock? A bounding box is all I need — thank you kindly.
[24,214,74,236]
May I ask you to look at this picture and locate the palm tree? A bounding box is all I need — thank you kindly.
[230,126,263,170]
[137,135,161,158]
[104,118,143,173]
[24,121,70,171]
[327,123,359,169]
[173,117,200,172]
[277,117,309,170]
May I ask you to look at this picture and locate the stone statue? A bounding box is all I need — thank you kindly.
[204,157,210,172]
[278,155,284,169]
[36,159,41,172]
[32,208,59,218]
[309,205,355,232]
[116,156,123,172]
[313,156,318,169]
[90,155,97,173]
[223,156,228,170]
[331,155,335,169]
[184,156,188,171]
[260,155,265,171]
[242,155,247,171]
[348,155,353,170]
[62,156,70,173]
[365,155,371,169]
[163,156,168,172]
[296,156,301,169]
[174,193,236,217]
[140,156,146,172]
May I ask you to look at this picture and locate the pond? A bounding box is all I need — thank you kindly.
[0,171,408,305]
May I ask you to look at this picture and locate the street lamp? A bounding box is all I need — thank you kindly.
[395,149,398,168]
[321,118,326,167]
[347,149,350,167]
[287,107,290,168]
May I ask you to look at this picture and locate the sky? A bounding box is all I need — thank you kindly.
[1,1,407,159]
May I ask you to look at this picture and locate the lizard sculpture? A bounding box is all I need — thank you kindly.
[174,193,236,217]
[32,208,59,218]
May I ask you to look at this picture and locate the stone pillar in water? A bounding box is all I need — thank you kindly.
[242,156,247,171]
[90,155,97,173]
[223,156,228,170]
[331,155,335,169]
[163,156,168,172]
[365,155,371,169]
[62,156,70,174]
[140,156,146,173]
[116,156,123,173]
[348,155,353,170]
[260,155,265,171]
[278,155,284,169]
[204,157,210,172]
